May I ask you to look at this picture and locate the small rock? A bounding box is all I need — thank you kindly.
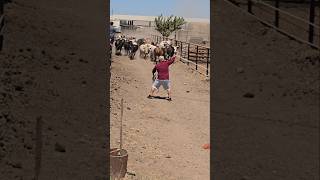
[165,155,171,158]
[127,171,136,176]
[243,93,254,98]
[41,50,46,55]
[186,91,190,93]
[127,107,131,110]
[55,143,66,152]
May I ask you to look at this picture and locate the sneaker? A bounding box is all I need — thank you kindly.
[166,97,172,101]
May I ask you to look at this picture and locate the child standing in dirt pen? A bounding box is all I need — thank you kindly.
[147,55,176,101]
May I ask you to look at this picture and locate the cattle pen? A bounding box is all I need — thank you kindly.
[226,0,320,49]
[151,34,211,77]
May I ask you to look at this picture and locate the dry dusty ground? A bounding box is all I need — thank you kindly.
[212,0,319,179]
[110,53,210,180]
[0,0,108,179]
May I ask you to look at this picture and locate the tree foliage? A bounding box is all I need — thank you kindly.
[154,14,186,37]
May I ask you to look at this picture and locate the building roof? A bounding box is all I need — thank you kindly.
[110,14,210,23]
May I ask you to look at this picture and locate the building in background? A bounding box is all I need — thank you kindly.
[110,14,210,45]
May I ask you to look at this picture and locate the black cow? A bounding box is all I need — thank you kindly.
[128,41,139,60]
[123,39,130,55]
[163,44,178,59]
[115,38,125,55]
[137,38,145,47]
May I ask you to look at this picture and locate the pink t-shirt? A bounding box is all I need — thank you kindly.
[153,56,176,80]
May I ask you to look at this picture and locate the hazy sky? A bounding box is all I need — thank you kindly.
[110,0,210,19]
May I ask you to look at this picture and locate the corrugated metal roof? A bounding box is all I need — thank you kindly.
[110,14,210,23]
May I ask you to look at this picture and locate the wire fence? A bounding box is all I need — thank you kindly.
[226,0,320,49]
[151,34,211,77]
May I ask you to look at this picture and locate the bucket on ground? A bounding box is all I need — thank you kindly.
[110,148,128,179]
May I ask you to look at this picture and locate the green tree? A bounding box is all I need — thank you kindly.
[154,14,186,38]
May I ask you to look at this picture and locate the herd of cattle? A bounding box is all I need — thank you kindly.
[111,36,179,62]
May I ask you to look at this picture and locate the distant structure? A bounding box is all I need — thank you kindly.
[110,14,210,44]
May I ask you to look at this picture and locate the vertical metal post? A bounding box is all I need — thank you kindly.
[206,48,209,76]
[180,41,183,58]
[275,0,279,27]
[195,46,199,70]
[248,0,252,14]
[187,43,190,65]
[308,0,315,44]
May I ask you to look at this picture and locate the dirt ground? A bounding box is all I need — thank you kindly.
[1,0,319,179]
[211,0,319,179]
[0,0,108,179]
[110,53,210,179]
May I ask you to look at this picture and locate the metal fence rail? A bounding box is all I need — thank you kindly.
[151,34,211,76]
[226,0,320,49]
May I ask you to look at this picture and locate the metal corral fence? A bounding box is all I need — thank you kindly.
[225,0,320,49]
[151,35,211,77]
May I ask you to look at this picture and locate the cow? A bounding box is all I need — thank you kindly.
[149,44,157,62]
[159,40,172,49]
[137,38,145,47]
[128,41,139,60]
[139,44,151,59]
[153,46,164,63]
[115,38,125,56]
[158,40,179,59]
[123,39,131,55]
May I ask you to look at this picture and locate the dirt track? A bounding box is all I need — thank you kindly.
[110,53,210,179]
